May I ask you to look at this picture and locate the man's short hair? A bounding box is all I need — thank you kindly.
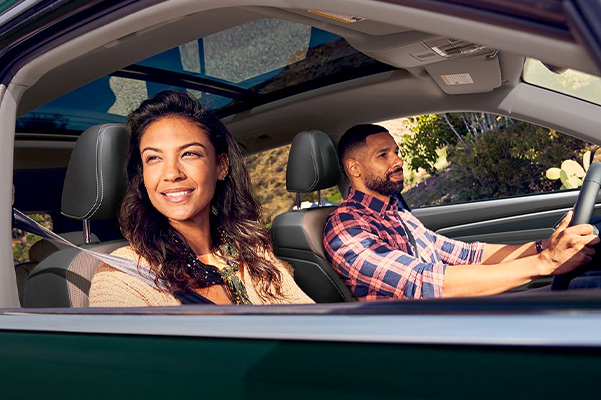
[338,124,389,165]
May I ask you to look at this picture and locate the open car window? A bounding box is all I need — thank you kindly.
[378,113,590,208]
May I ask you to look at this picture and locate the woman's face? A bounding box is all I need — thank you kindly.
[139,116,228,227]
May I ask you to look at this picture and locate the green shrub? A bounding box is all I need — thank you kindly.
[444,123,586,203]
[401,114,464,174]
[401,112,518,175]
[12,213,52,264]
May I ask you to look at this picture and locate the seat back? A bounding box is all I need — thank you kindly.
[272,130,354,302]
[16,231,100,304]
[23,124,129,308]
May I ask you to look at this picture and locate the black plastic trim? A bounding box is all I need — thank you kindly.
[112,64,257,101]
[564,0,601,73]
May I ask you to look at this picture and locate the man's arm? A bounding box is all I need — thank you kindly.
[480,242,547,264]
[443,211,599,297]
[325,210,598,299]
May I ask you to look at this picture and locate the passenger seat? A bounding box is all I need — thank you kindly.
[23,124,129,308]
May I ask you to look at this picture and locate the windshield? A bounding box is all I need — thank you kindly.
[522,58,601,106]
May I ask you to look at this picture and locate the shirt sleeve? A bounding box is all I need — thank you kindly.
[432,233,484,265]
[403,212,485,265]
[324,211,446,300]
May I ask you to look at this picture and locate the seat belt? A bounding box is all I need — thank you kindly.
[392,193,423,262]
[13,208,168,291]
[397,215,425,263]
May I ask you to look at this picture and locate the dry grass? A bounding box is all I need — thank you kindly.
[246,145,296,226]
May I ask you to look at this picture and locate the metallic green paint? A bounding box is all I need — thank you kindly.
[1,330,600,399]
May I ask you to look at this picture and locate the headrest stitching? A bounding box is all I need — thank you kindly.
[79,125,108,219]
[309,131,320,191]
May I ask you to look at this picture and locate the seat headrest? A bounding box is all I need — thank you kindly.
[286,130,341,193]
[61,124,128,220]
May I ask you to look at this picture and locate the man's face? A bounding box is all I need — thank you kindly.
[354,132,405,197]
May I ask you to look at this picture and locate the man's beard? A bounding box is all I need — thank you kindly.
[364,168,404,197]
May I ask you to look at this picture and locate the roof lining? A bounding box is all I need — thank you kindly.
[12,0,597,117]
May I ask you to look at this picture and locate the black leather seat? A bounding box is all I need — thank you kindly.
[23,124,129,308]
[271,130,355,303]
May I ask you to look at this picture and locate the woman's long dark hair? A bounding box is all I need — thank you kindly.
[121,90,283,299]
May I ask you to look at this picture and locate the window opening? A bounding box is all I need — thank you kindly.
[377,113,590,208]
[13,213,52,264]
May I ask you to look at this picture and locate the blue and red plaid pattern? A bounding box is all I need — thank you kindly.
[323,188,484,301]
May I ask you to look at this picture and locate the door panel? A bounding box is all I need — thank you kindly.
[413,190,601,244]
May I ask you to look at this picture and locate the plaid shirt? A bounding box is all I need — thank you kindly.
[323,188,484,300]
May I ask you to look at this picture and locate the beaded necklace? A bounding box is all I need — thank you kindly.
[171,233,252,305]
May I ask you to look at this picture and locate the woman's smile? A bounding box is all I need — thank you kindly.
[161,188,195,203]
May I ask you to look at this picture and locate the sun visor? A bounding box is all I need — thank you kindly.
[425,53,501,94]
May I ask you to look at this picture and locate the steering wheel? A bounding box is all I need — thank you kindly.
[551,162,601,290]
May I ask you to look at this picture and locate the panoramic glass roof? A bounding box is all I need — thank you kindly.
[16,18,394,134]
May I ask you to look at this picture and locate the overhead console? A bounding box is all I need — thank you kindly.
[350,32,501,95]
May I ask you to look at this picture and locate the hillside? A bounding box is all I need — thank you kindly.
[245,143,341,226]
[245,145,295,226]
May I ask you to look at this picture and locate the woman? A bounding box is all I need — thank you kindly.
[89,90,313,306]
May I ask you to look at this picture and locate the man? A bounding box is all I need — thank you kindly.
[323,124,599,300]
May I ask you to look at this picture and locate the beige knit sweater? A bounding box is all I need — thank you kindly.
[88,246,314,307]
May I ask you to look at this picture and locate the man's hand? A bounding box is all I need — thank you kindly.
[537,210,600,276]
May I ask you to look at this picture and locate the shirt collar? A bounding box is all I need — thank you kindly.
[348,188,401,215]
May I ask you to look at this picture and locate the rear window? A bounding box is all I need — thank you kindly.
[13,213,52,264]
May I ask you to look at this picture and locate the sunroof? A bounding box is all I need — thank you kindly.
[16,18,394,134]
[140,19,315,89]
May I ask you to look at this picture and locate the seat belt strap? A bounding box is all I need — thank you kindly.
[396,212,425,263]
[13,208,167,291]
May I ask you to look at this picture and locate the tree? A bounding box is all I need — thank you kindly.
[401,112,514,174]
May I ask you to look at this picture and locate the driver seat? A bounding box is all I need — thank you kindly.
[271,130,355,302]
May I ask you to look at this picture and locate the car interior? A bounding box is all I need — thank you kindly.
[6,1,601,308]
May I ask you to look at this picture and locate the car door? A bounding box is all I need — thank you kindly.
[413,190,591,244]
